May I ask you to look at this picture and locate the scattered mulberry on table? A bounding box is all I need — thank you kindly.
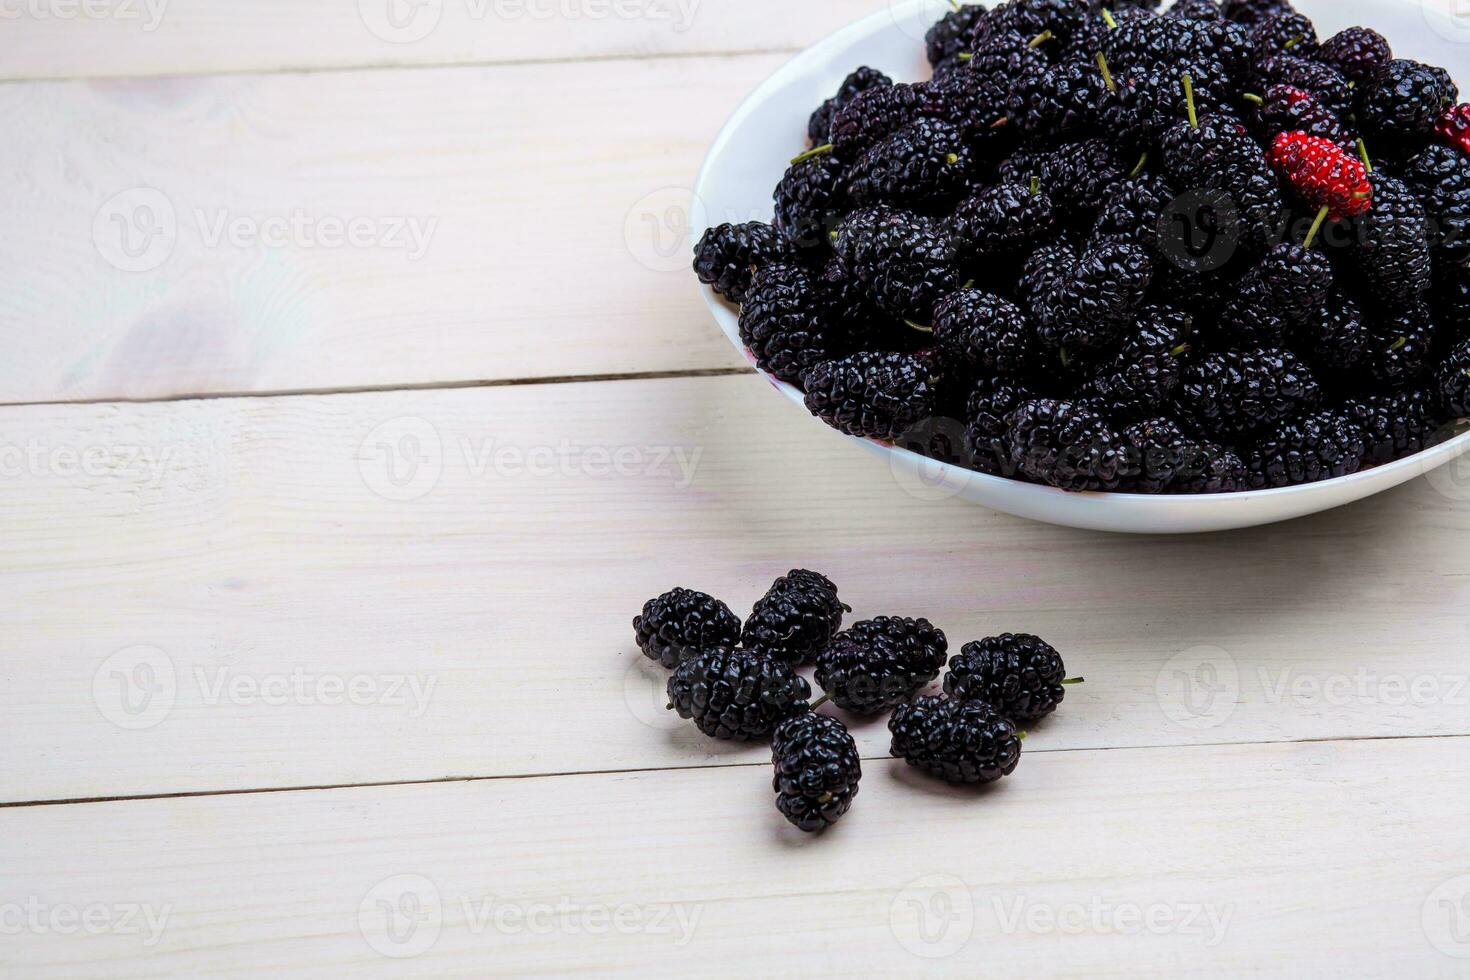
[666,648,811,741]
[741,569,846,667]
[815,616,949,715]
[943,633,1071,724]
[889,695,1023,785]
[633,588,741,670]
[771,712,862,832]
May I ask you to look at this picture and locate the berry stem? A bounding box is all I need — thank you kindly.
[1100,7,1117,29]
[1242,92,1263,106]
[1028,29,1053,48]
[990,115,1010,129]
[1096,52,1117,94]
[1357,137,1373,173]
[905,319,935,334]
[1061,677,1085,685]
[1182,72,1198,130]
[1303,205,1330,249]
[958,52,973,62]
[811,693,832,711]
[1389,336,1408,351]
[1029,175,1041,196]
[948,0,961,11]
[1016,730,1028,741]
[1284,34,1304,50]
[790,143,834,165]
[1129,152,1148,178]
[946,152,960,165]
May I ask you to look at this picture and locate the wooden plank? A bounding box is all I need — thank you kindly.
[0,0,897,81]
[0,54,784,404]
[3,736,1469,976]
[4,373,1470,802]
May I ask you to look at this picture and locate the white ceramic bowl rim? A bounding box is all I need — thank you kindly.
[693,0,1470,509]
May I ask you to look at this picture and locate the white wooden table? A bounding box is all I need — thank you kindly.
[4,2,1470,975]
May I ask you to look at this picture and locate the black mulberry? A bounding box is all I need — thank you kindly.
[1007,398,1129,490]
[771,712,862,832]
[834,205,961,321]
[943,633,1072,724]
[1177,347,1323,438]
[1246,409,1367,488]
[666,649,810,741]
[804,351,939,441]
[693,222,795,304]
[633,588,741,669]
[809,67,893,146]
[814,616,948,715]
[741,569,847,667]
[933,289,1034,377]
[889,695,1023,785]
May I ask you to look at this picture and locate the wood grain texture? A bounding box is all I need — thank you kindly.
[1,0,898,81]
[0,53,789,404]
[5,372,1470,803]
[4,735,1470,976]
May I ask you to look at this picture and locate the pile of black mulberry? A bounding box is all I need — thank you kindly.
[693,0,1470,493]
[634,572,1079,832]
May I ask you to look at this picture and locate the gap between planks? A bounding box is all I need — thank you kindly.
[6,731,1466,812]
[0,367,756,411]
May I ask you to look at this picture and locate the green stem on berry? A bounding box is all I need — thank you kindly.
[948,0,961,11]
[1284,34,1304,50]
[1242,92,1263,106]
[1129,152,1148,178]
[957,51,974,62]
[1100,7,1117,29]
[840,602,853,613]
[1389,336,1408,351]
[829,230,839,243]
[1096,52,1117,94]
[811,693,832,711]
[790,143,834,166]
[1061,677,1085,685]
[1059,348,1072,368]
[1357,138,1373,173]
[1028,29,1053,48]
[946,152,960,165]
[1182,72,1198,130]
[905,320,934,334]
[1303,205,1330,249]
[963,278,976,289]
[990,115,1010,129]
[1029,175,1041,196]
[1016,730,1028,741]
[1169,343,1191,358]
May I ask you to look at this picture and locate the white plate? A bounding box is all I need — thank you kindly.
[693,0,1470,534]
